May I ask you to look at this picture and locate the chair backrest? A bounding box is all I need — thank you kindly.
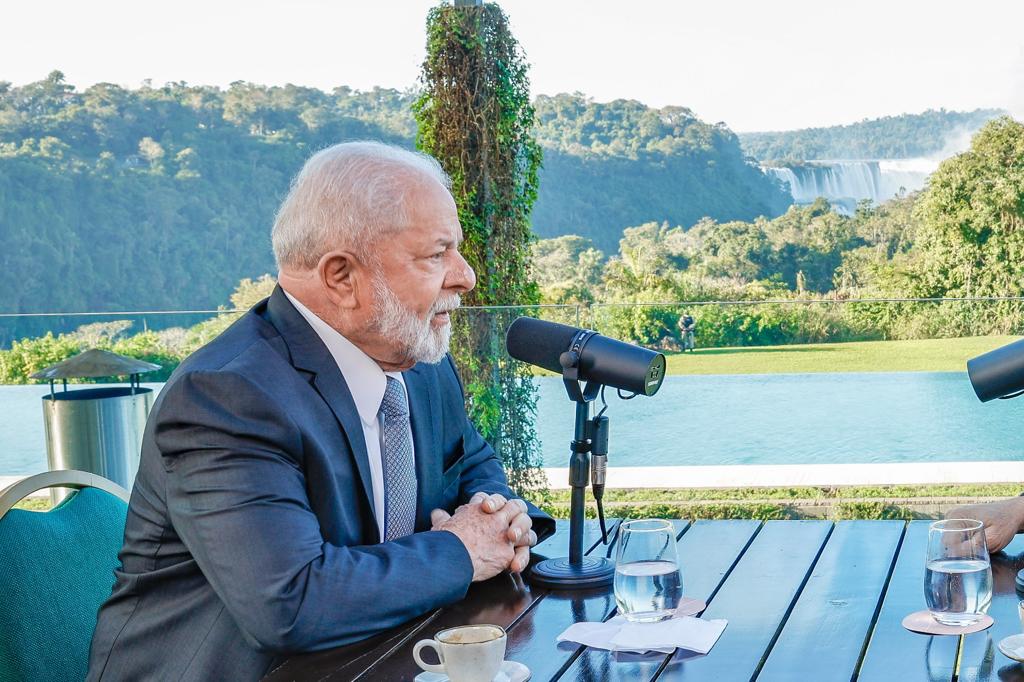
[0,471,130,682]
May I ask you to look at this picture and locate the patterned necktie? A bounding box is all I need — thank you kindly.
[379,376,417,541]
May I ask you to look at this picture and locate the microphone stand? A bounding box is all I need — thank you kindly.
[527,345,616,589]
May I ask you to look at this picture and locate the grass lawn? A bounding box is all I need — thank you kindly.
[532,483,1023,521]
[664,335,1021,375]
[13,498,51,511]
[16,484,1018,521]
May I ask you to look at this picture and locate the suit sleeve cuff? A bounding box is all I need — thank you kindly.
[523,499,556,544]
[433,529,475,590]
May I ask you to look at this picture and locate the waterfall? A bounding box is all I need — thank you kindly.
[764,159,936,213]
[877,158,937,198]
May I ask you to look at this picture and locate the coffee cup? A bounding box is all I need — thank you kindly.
[413,624,506,682]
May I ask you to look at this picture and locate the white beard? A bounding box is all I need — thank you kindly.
[371,277,459,365]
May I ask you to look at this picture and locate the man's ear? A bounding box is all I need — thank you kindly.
[317,250,366,310]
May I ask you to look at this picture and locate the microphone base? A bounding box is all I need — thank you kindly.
[526,556,615,590]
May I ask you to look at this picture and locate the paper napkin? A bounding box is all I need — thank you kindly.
[558,613,727,655]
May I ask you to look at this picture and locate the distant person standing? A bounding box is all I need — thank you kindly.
[678,313,696,352]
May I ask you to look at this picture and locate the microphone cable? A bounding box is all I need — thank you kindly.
[592,386,610,545]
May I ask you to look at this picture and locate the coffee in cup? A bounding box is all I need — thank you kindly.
[413,624,506,682]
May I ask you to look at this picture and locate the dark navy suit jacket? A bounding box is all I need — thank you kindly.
[87,287,554,681]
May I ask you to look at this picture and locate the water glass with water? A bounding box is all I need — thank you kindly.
[614,519,683,622]
[925,518,992,626]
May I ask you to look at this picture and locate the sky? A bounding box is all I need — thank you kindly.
[3,0,1023,132]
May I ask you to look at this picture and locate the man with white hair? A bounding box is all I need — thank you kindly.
[87,141,554,681]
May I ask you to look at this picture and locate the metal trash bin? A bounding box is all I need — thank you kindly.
[31,349,160,503]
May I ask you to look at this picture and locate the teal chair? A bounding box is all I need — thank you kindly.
[0,471,130,682]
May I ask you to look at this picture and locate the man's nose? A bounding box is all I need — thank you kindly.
[446,250,476,293]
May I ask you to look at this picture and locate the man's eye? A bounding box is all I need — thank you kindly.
[430,251,445,260]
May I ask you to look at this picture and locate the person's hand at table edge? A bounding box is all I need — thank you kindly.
[946,496,1024,553]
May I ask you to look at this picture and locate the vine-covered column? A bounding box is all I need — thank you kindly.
[414,2,544,492]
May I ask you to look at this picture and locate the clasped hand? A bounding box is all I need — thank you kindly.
[946,497,1024,553]
[430,492,536,582]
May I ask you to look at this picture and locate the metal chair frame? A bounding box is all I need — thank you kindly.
[0,470,130,519]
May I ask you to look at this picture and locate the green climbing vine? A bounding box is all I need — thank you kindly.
[414,2,544,493]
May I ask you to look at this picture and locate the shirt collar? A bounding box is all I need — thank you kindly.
[282,289,402,426]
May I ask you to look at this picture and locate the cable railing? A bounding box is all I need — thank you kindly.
[6,294,1024,317]
[3,295,1024,354]
[0,302,587,318]
[591,295,1024,307]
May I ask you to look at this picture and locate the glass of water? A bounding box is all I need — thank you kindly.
[925,519,992,626]
[614,519,683,622]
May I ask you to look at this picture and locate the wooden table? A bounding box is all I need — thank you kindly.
[264,520,1024,681]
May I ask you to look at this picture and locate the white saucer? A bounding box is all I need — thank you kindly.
[414,660,531,682]
[999,633,1024,662]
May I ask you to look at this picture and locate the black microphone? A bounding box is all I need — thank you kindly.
[968,338,1024,402]
[505,317,666,396]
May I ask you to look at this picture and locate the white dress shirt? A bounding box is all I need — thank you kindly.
[283,290,410,542]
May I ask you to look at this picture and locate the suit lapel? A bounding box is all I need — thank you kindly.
[404,364,442,530]
[263,287,376,527]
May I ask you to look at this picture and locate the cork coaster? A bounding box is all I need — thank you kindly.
[901,610,993,635]
[673,598,708,618]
